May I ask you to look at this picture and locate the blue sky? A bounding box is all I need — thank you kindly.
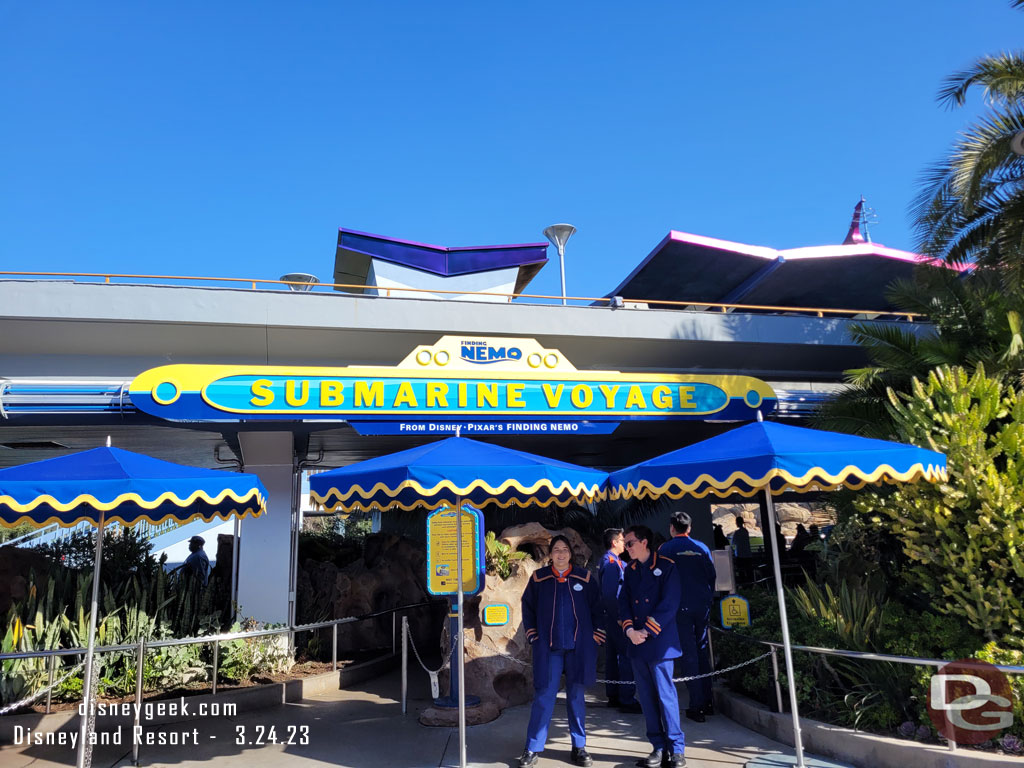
[1,1,1022,301]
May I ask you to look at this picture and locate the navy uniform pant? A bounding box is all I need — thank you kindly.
[631,657,685,754]
[604,629,637,705]
[526,649,586,753]
[676,608,712,710]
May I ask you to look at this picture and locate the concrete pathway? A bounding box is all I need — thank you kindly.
[0,668,817,768]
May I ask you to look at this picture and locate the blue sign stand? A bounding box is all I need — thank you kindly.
[434,600,481,709]
[426,503,485,709]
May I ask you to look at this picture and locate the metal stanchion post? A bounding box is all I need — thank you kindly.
[770,647,784,714]
[392,612,397,657]
[132,639,146,766]
[46,654,56,714]
[212,640,219,695]
[401,616,409,715]
[332,623,338,671]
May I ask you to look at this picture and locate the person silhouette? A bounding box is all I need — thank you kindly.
[183,535,210,586]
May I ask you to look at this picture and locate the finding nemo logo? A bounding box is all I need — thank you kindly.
[128,336,777,423]
[460,340,522,364]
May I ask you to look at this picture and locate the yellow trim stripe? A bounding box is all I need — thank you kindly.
[311,478,605,513]
[0,487,266,515]
[608,463,946,501]
[0,506,265,530]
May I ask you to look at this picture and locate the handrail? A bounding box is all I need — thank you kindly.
[713,626,1024,676]
[0,270,924,321]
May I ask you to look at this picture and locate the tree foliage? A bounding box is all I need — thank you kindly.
[852,366,1024,646]
[913,5,1024,286]
[816,268,1024,437]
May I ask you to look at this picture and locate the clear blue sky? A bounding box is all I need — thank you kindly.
[1,1,1022,301]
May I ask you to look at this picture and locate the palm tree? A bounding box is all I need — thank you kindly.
[816,268,1024,437]
[912,40,1024,286]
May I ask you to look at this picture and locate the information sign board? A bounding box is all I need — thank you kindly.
[426,505,485,597]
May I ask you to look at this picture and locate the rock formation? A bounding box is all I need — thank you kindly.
[711,501,833,538]
[499,521,592,566]
[295,533,444,654]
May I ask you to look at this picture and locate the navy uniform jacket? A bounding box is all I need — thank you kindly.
[617,552,682,662]
[598,551,626,620]
[658,534,716,613]
[522,565,606,688]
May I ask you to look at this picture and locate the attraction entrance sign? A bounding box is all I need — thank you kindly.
[128,336,777,429]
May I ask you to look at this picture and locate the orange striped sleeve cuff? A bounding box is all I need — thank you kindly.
[593,628,607,645]
[619,619,633,632]
[525,627,538,642]
[645,617,661,635]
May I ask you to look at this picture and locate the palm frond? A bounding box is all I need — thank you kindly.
[938,52,1024,108]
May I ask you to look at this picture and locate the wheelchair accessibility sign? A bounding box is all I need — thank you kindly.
[720,596,750,629]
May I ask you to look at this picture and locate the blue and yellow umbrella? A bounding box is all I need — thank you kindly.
[310,435,607,513]
[608,420,947,500]
[0,446,267,528]
[309,435,606,768]
[608,418,946,768]
[0,446,267,768]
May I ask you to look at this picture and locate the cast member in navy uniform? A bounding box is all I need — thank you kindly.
[598,527,640,712]
[659,511,717,721]
[618,525,686,768]
[518,535,606,768]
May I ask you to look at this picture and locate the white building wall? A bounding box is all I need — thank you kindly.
[366,260,517,302]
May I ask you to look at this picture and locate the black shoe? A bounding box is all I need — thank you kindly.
[617,700,643,714]
[685,708,705,723]
[667,753,687,767]
[700,702,715,716]
[638,748,664,768]
[571,746,593,767]
[517,750,538,768]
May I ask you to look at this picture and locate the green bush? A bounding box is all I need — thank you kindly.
[484,531,528,579]
[853,366,1024,647]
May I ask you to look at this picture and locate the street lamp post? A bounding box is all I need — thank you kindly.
[543,224,577,306]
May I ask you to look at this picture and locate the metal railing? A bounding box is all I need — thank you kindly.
[713,627,1024,753]
[1,518,181,549]
[0,270,924,322]
[0,599,440,763]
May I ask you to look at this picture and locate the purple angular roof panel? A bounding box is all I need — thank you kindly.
[334,228,548,295]
[602,231,967,312]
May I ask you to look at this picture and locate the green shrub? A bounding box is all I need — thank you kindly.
[484,531,528,579]
[853,366,1024,647]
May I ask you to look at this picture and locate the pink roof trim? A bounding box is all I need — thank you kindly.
[668,230,969,271]
[668,230,778,259]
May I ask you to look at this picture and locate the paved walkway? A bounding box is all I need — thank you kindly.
[0,668,824,768]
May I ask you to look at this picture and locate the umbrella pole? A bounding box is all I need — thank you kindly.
[764,489,806,767]
[76,510,105,768]
[455,496,467,768]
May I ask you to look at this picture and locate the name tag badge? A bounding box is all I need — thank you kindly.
[573,583,583,591]
[653,568,662,576]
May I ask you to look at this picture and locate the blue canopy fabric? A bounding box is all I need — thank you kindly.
[0,446,268,528]
[309,436,608,513]
[608,421,947,500]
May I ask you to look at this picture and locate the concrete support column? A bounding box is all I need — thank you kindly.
[236,431,295,624]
